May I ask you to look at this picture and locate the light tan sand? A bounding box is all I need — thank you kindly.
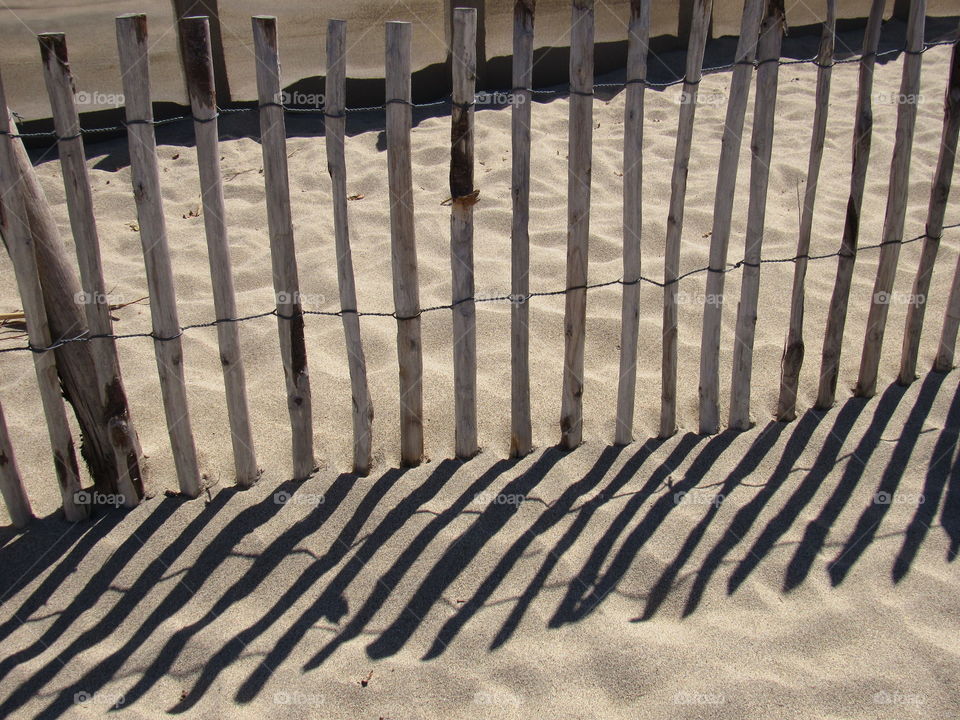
[1,14,959,720]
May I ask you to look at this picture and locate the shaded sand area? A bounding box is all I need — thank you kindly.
[1,7,959,720]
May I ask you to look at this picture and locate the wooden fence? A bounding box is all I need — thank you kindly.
[1,0,959,527]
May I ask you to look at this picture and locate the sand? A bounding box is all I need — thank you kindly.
[1,8,960,720]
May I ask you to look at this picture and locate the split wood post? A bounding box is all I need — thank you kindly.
[559,0,595,450]
[180,16,259,485]
[614,0,650,446]
[252,15,317,480]
[776,0,836,421]
[37,33,144,507]
[0,73,86,521]
[116,14,202,497]
[449,8,479,459]
[855,0,926,397]
[509,0,535,457]
[2,113,126,494]
[697,0,765,434]
[325,19,374,475]
[936,250,960,371]
[385,21,424,467]
[901,34,960,381]
[0,397,32,528]
[815,0,885,408]
[728,0,786,431]
[659,0,714,438]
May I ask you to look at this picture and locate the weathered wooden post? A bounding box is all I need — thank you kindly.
[559,0,595,450]
[116,13,203,497]
[325,19,374,475]
[728,0,786,431]
[856,0,925,397]
[659,0,714,438]
[614,0,650,446]
[776,0,836,421]
[0,70,87,521]
[180,16,260,486]
[697,0,766,434]
[510,0,535,457]
[252,15,317,480]
[171,0,231,103]
[37,32,144,507]
[815,0,885,408]
[450,8,480,459]
[385,21,425,467]
[0,398,33,528]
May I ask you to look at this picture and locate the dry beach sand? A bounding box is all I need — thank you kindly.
[2,4,960,719]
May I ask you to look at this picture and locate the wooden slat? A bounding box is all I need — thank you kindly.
[776,0,836,421]
[559,0,595,450]
[659,0,714,438]
[450,8,479,459]
[38,32,144,507]
[0,73,87,521]
[180,16,260,486]
[855,0,926,397]
[0,397,33,528]
[116,14,202,497]
[251,15,317,480]
[385,21,424,467]
[728,0,786,431]
[902,36,960,380]
[614,0,650,446]
[509,0,535,457]
[325,19,374,475]
[697,0,765,434]
[815,0,885,408]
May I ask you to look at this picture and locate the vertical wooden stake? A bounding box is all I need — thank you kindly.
[0,72,86,521]
[251,16,316,480]
[697,0,765,434]
[510,0,535,457]
[659,0,714,438]
[325,19,374,475]
[559,0,595,450]
[0,397,32,528]
[901,36,960,382]
[116,14,202,497]
[37,32,144,507]
[856,0,926,397]
[450,9,479,459]
[937,250,960,371]
[180,16,259,486]
[614,0,650,446]
[816,0,885,408]
[776,0,836,421]
[386,21,424,467]
[728,0,785,431]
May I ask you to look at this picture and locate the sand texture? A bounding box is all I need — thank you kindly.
[1,10,959,720]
